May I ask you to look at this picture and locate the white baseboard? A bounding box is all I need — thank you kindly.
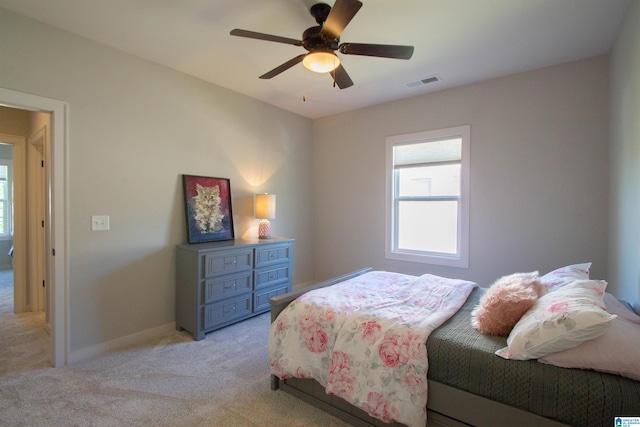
[68,322,176,364]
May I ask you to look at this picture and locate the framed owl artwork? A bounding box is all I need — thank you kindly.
[182,175,235,243]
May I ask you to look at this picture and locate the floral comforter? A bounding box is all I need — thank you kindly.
[268,271,477,427]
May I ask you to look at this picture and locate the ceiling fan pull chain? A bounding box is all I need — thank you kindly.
[303,67,307,101]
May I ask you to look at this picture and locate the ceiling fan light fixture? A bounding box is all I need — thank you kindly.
[303,51,340,73]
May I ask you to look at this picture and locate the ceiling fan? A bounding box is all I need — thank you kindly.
[230,0,414,89]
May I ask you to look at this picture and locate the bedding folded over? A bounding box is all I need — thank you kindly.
[269,271,477,427]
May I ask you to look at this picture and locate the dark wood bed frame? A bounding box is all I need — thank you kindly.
[269,268,569,427]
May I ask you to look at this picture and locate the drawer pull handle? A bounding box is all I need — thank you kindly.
[269,254,277,259]
[225,260,237,265]
[269,275,277,280]
[224,284,236,289]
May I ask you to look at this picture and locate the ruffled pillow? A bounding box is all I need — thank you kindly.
[539,262,591,292]
[538,293,640,380]
[471,272,543,336]
[496,279,616,360]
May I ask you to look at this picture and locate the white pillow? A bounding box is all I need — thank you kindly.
[495,280,616,360]
[539,262,591,292]
[538,293,640,381]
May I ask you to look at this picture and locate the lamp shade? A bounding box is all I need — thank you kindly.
[255,193,276,219]
[303,51,340,73]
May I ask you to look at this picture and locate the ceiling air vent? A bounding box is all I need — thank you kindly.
[405,75,441,88]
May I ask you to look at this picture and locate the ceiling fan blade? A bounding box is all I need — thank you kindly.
[320,0,363,41]
[259,54,307,79]
[230,29,302,46]
[330,64,354,89]
[339,43,414,60]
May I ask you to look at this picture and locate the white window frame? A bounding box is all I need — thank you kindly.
[385,125,470,268]
[0,159,13,241]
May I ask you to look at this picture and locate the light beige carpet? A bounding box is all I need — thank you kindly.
[0,270,351,427]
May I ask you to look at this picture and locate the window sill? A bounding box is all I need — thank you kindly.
[385,250,468,268]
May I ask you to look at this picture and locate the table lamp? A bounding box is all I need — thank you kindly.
[255,193,276,239]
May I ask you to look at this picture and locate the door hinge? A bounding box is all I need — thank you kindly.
[52,248,55,256]
[42,280,45,288]
[41,160,44,167]
[41,220,45,228]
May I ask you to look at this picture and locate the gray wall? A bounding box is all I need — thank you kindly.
[609,1,640,310]
[313,56,610,288]
[0,8,315,353]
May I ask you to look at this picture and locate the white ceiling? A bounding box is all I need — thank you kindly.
[0,0,631,119]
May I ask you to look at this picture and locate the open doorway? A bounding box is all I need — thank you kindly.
[0,132,28,316]
[0,110,50,369]
[0,145,14,273]
[0,87,69,367]
[0,145,17,325]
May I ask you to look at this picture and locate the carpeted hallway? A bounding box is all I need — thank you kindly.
[0,269,51,375]
[0,270,351,426]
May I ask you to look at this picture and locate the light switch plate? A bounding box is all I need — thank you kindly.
[91,215,110,231]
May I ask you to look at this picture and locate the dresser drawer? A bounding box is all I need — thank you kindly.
[255,244,291,268]
[204,249,252,278]
[203,272,252,304]
[177,238,293,340]
[203,295,252,329]
[254,266,290,290]
[254,284,289,313]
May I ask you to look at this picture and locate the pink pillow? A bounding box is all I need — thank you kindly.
[471,272,544,336]
[538,293,640,380]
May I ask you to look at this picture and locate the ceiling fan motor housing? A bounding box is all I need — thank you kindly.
[302,26,338,52]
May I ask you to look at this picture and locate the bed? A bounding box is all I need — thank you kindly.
[269,267,640,427]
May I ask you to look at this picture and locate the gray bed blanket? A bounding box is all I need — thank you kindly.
[426,287,640,427]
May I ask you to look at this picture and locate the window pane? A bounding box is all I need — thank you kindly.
[0,200,4,234]
[0,162,11,238]
[397,200,458,254]
[398,164,460,197]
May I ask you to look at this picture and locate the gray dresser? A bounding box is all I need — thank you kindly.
[176,238,293,340]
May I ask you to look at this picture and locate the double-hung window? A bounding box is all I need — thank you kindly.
[0,159,13,241]
[385,126,470,267]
